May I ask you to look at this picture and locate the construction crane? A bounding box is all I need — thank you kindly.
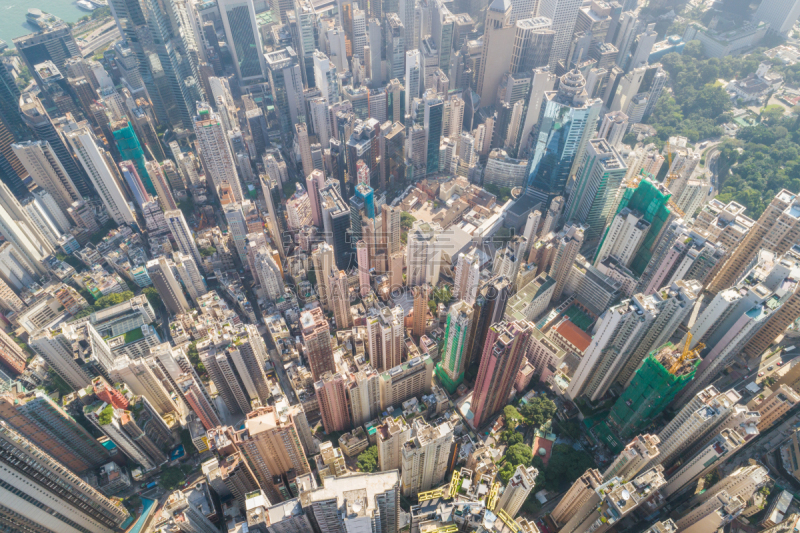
[448,470,461,499]
[495,509,521,533]
[487,482,500,511]
[418,488,445,502]
[669,333,705,375]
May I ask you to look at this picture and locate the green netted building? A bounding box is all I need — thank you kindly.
[111,120,154,195]
[605,343,698,441]
[595,177,672,276]
[435,301,473,394]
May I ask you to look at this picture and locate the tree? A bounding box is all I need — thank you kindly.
[400,212,416,230]
[504,443,532,467]
[159,466,185,490]
[357,445,379,472]
[180,429,196,456]
[542,444,595,492]
[199,246,216,257]
[519,396,557,427]
[498,462,516,484]
[143,287,161,311]
[94,291,134,310]
[504,405,522,424]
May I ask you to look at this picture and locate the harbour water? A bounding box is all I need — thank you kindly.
[0,0,89,49]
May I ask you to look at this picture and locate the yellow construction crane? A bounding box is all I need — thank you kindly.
[487,482,500,511]
[418,488,445,502]
[496,509,521,533]
[669,333,705,375]
[448,470,461,499]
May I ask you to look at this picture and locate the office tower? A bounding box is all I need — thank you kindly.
[0,63,23,135]
[628,23,657,70]
[119,160,151,208]
[316,371,350,433]
[424,91,444,173]
[224,203,249,263]
[84,393,169,471]
[405,49,422,114]
[11,140,80,216]
[476,0,515,108]
[538,0,582,68]
[296,123,314,179]
[266,47,305,143]
[365,305,404,371]
[19,95,91,197]
[469,321,531,428]
[510,18,555,76]
[434,301,474,393]
[755,0,800,36]
[147,256,191,314]
[147,162,179,212]
[164,209,204,270]
[381,203,401,258]
[385,14,405,81]
[0,115,27,201]
[454,249,480,305]
[312,51,338,104]
[31,188,70,234]
[400,419,454,496]
[604,342,700,440]
[498,465,538,518]
[526,68,602,206]
[598,111,628,149]
[661,429,745,498]
[551,469,603,526]
[13,24,80,79]
[319,184,351,269]
[602,434,660,482]
[564,139,627,243]
[406,221,442,287]
[234,405,312,502]
[219,0,266,81]
[64,126,136,225]
[559,467,666,533]
[109,355,179,415]
[0,388,111,473]
[547,224,584,301]
[518,74,556,159]
[302,308,335,380]
[594,178,672,275]
[193,103,243,202]
[0,421,130,532]
[377,415,411,472]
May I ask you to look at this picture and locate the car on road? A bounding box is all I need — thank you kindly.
[768,366,774,371]
[778,361,783,366]
[759,372,764,377]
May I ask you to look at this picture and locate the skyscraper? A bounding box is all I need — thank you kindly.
[193,103,243,202]
[435,301,474,393]
[365,305,404,371]
[476,0,515,108]
[526,68,602,206]
[0,421,130,532]
[755,0,800,35]
[405,49,422,114]
[316,371,350,433]
[64,126,136,225]
[164,209,204,270]
[564,139,628,243]
[469,320,531,428]
[20,94,91,197]
[265,47,305,143]
[497,465,538,518]
[424,91,444,174]
[111,119,153,194]
[302,308,335,380]
[548,224,584,301]
[219,0,267,81]
[454,249,480,305]
[147,256,191,314]
[538,0,582,68]
[406,221,441,287]
[400,419,454,496]
[11,140,81,216]
[0,181,54,276]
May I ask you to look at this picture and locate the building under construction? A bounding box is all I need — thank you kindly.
[595,342,700,449]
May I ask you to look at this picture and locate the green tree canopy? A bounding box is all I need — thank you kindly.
[94,291,134,310]
[504,443,532,467]
[520,396,557,427]
[357,445,379,472]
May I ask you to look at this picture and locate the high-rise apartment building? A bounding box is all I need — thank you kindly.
[193,103,243,202]
[406,221,442,287]
[109,355,180,416]
[12,140,80,216]
[365,305,404,371]
[497,465,538,518]
[747,383,800,432]
[400,419,454,496]
[0,421,130,532]
[315,371,350,433]
[469,320,531,428]
[377,415,411,472]
[661,429,745,498]
[147,256,191,314]
[551,468,603,526]
[602,434,660,482]
[64,126,136,225]
[453,249,480,305]
[301,308,335,380]
[548,224,584,301]
[329,268,353,329]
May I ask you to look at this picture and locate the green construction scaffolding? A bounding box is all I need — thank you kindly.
[594,176,672,276]
[604,344,698,441]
